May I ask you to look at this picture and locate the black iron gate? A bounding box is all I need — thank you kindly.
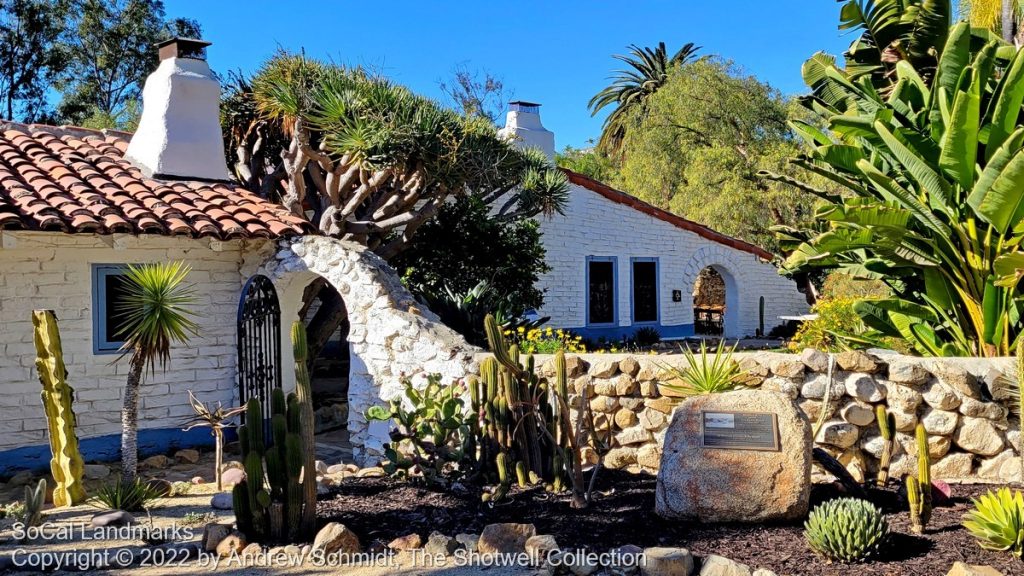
[237,274,282,424]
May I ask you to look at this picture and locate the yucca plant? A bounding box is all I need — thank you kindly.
[657,340,744,397]
[963,487,1024,557]
[805,497,890,563]
[181,390,245,491]
[90,478,165,512]
[116,262,198,483]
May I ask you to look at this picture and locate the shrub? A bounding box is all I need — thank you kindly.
[633,327,661,347]
[507,326,586,354]
[0,501,25,521]
[658,340,743,396]
[805,498,889,563]
[366,375,471,485]
[788,298,864,352]
[91,478,164,511]
[180,511,216,527]
[168,481,192,496]
[963,488,1024,557]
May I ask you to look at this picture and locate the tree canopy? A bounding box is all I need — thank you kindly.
[0,0,67,122]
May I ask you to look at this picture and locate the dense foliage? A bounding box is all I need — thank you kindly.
[805,498,890,563]
[775,12,1024,356]
[963,487,1024,557]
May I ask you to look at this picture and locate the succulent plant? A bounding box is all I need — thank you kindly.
[963,487,1024,557]
[805,498,889,563]
[874,405,896,486]
[906,423,932,533]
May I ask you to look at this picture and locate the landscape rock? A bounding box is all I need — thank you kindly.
[887,360,930,385]
[615,408,639,429]
[216,532,247,558]
[590,359,619,379]
[761,377,800,399]
[312,522,361,555]
[923,381,961,411]
[387,533,422,550]
[202,524,232,552]
[816,420,860,449]
[210,492,233,510]
[145,478,173,497]
[640,547,693,576]
[700,555,752,576]
[946,561,1005,576]
[885,383,924,413]
[423,532,458,556]
[922,408,959,436]
[769,357,805,378]
[190,476,205,484]
[604,447,638,469]
[656,390,811,522]
[455,533,479,553]
[140,454,170,469]
[525,534,559,560]
[932,452,974,479]
[616,426,653,446]
[637,444,661,469]
[619,357,641,377]
[928,435,952,459]
[954,417,1005,456]
[844,373,885,402]
[891,409,918,432]
[639,408,667,431]
[836,350,879,373]
[241,543,261,557]
[799,349,830,373]
[800,373,844,400]
[83,464,110,480]
[752,571,779,576]
[840,402,875,426]
[930,363,983,399]
[959,397,1007,421]
[174,449,200,464]
[90,510,134,528]
[478,523,536,554]
[221,468,245,486]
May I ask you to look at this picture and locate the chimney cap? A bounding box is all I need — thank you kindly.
[156,37,211,61]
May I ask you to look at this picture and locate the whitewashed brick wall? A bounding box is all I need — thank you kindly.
[0,231,262,453]
[535,183,808,338]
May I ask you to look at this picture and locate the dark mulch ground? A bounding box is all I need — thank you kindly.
[318,471,1024,576]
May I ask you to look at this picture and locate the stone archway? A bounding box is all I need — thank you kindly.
[682,247,744,338]
[255,236,479,464]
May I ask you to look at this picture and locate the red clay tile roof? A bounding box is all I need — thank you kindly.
[561,168,775,260]
[0,122,310,239]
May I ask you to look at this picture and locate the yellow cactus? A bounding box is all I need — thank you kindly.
[32,310,86,507]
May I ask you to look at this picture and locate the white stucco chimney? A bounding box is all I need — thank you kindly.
[124,38,231,182]
[498,101,555,162]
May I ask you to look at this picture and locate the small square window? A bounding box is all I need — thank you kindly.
[92,265,131,354]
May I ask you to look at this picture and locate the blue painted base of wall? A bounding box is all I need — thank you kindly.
[0,427,237,478]
[572,323,694,342]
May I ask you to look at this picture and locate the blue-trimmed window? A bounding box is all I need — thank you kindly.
[586,256,618,326]
[631,257,659,324]
[92,264,131,354]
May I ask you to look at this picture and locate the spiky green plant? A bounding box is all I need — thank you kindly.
[181,390,245,491]
[115,261,198,483]
[963,487,1024,557]
[805,498,890,563]
[23,479,47,527]
[657,340,744,397]
[90,478,164,512]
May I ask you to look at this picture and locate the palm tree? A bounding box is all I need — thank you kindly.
[116,262,198,482]
[962,0,1023,44]
[588,42,700,156]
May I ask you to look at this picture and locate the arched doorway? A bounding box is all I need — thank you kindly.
[692,267,726,336]
[254,236,478,465]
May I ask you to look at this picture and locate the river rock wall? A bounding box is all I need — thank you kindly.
[522,350,1021,483]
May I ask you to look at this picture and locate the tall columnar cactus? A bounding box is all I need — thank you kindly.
[875,405,896,486]
[906,423,932,534]
[32,310,85,507]
[231,322,318,543]
[290,321,317,538]
[475,315,579,503]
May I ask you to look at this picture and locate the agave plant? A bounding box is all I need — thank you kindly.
[181,391,245,491]
[657,340,744,397]
[768,21,1024,357]
[963,487,1024,557]
[805,497,889,562]
[116,262,198,482]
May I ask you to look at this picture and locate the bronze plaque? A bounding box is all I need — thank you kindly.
[700,410,780,451]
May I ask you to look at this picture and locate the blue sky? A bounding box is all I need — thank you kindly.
[165,0,852,149]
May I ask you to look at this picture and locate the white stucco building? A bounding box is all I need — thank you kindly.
[499,104,810,340]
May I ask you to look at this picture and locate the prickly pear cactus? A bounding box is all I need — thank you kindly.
[32,310,85,507]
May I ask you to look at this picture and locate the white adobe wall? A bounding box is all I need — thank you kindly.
[536,183,808,338]
[0,231,259,459]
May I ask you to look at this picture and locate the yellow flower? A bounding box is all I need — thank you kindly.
[517,327,525,334]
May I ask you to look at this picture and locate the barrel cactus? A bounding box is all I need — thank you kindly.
[805,498,889,563]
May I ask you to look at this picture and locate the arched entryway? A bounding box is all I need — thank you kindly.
[683,248,743,338]
[252,236,478,465]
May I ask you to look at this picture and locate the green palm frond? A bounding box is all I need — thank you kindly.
[115,261,199,374]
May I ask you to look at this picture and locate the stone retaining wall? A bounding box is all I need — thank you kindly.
[519,350,1022,483]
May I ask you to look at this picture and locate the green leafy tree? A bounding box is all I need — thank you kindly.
[116,261,197,482]
[588,42,700,156]
[0,0,67,121]
[555,145,621,185]
[439,64,510,124]
[56,0,200,127]
[962,0,1024,44]
[614,58,819,253]
[393,195,549,320]
[772,21,1024,356]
